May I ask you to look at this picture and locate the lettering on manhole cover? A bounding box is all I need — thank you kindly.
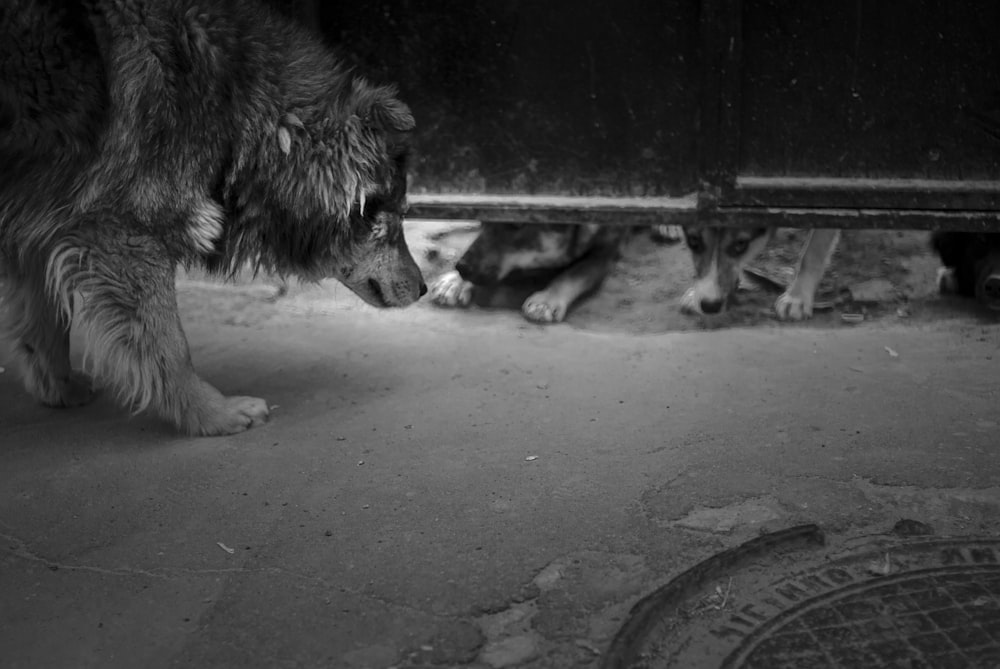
[603,525,1000,669]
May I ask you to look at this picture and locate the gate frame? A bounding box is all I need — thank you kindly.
[408,0,1000,232]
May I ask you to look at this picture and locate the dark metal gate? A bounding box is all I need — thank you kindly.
[317,0,1000,231]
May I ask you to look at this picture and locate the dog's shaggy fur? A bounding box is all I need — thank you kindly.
[0,0,426,435]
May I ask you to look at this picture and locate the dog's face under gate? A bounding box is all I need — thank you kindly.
[455,223,600,285]
[680,226,773,315]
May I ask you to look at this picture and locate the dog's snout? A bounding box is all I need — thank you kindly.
[699,298,724,314]
[419,281,428,297]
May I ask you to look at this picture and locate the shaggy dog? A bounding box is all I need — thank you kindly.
[0,0,426,435]
[931,231,1000,309]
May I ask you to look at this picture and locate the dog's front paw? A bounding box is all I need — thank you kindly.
[650,224,684,244]
[679,287,701,315]
[774,291,813,320]
[428,270,474,308]
[522,291,569,323]
[193,395,270,436]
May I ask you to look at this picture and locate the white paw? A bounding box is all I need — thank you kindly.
[774,291,813,320]
[651,224,684,244]
[522,292,569,323]
[679,287,701,314]
[428,270,473,308]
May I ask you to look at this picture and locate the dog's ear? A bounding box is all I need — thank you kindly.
[276,113,305,155]
[353,83,414,133]
[371,93,415,133]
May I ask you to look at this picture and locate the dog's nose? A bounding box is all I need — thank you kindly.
[700,298,724,314]
[419,281,428,297]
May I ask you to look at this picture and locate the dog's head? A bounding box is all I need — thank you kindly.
[331,135,426,308]
[931,231,1000,309]
[679,226,774,315]
[225,76,425,308]
[454,223,602,285]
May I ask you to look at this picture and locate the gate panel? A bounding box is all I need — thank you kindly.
[315,2,1000,229]
[739,0,1000,182]
[703,0,1000,220]
[319,1,700,199]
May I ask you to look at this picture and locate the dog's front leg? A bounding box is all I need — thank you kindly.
[522,247,618,324]
[59,233,269,435]
[774,228,841,320]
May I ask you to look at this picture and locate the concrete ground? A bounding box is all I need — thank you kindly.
[2,278,999,669]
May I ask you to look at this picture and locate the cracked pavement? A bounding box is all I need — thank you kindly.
[2,279,999,668]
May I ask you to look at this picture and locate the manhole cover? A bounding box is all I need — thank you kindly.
[603,524,1000,669]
